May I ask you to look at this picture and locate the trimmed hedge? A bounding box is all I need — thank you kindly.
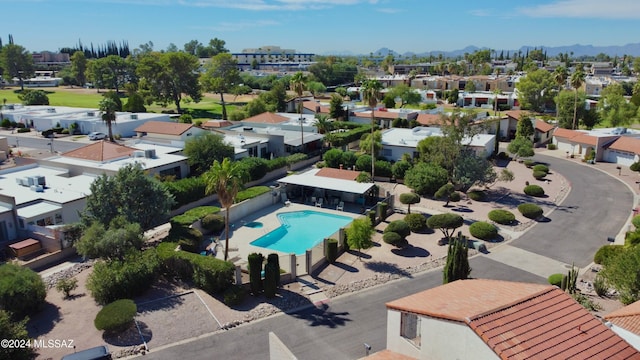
[532,170,547,180]
[594,245,625,265]
[382,232,407,247]
[467,190,487,202]
[201,214,225,234]
[548,273,564,287]
[404,213,427,232]
[518,203,543,219]
[469,221,498,241]
[236,186,270,203]
[157,242,234,295]
[384,220,411,239]
[94,299,137,332]
[547,143,557,150]
[524,184,545,197]
[523,159,535,168]
[532,164,549,173]
[488,209,515,225]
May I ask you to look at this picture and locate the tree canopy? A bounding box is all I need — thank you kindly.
[516,69,555,112]
[75,216,144,261]
[0,44,34,90]
[346,216,374,258]
[184,132,235,175]
[201,53,240,120]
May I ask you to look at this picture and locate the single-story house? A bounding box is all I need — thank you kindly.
[605,299,640,351]
[380,279,640,359]
[351,109,419,129]
[553,128,620,161]
[302,101,330,116]
[604,136,640,166]
[202,119,233,129]
[134,121,206,146]
[534,119,555,146]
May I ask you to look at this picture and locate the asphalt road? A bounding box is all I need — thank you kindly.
[142,153,633,360]
[7,135,87,154]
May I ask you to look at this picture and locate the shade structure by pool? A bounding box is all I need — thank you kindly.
[250,210,353,255]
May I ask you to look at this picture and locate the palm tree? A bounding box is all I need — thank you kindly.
[98,97,118,142]
[553,66,568,92]
[290,72,308,153]
[204,158,248,261]
[314,114,332,134]
[361,79,382,180]
[570,69,585,130]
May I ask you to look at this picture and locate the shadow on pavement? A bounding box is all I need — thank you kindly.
[292,303,351,328]
[364,261,413,278]
[28,301,61,338]
[390,245,430,258]
[103,321,150,347]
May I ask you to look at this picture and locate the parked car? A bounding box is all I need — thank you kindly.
[88,132,106,140]
[61,345,111,360]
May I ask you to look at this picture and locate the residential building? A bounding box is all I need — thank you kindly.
[605,300,640,351]
[134,121,206,147]
[350,109,419,129]
[231,46,315,71]
[553,127,629,161]
[381,279,640,359]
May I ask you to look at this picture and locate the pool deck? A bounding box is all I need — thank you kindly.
[216,202,359,265]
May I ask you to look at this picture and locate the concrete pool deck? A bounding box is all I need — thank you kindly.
[216,202,360,266]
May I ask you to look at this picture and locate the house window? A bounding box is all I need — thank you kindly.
[400,312,421,348]
[382,149,392,157]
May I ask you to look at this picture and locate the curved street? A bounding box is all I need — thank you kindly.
[143,153,635,360]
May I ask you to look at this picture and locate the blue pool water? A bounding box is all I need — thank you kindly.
[250,210,353,255]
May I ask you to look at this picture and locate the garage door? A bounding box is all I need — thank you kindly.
[604,150,635,166]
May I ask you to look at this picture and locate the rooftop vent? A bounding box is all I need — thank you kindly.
[130,114,138,120]
[133,150,145,158]
[144,149,156,159]
[87,111,95,117]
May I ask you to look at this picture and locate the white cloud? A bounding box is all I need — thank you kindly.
[176,0,376,11]
[518,0,640,19]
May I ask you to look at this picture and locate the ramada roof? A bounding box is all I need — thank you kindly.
[386,279,640,360]
[315,167,359,181]
[62,141,135,162]
[606,300,640,335]
[608,136,640,155]
[242,112,289,124]
[134,121,193,136]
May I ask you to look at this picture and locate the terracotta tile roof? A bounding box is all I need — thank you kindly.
[570,133,599,146]
[504,110,530,120]
[553,127,582,140]
[363,349,417,360]
[608,137,640,155]
[243,112,289,124]
[416,114,442,126]
[62,141,135,162]
[535,119,555,133]
[606,300,640,334]
[387,279,640,360]
[134,121,193,136]
[315,167,360,181]
[303,101,330,114]
[203,120,233,128]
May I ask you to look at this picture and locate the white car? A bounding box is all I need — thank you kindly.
[88,132,106,140]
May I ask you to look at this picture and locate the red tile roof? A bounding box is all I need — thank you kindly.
[535,119,555,133]
[571,133,599,146]
[605,300,640,335]
[387,279,640,360]
[134,121,193,136]
[416,114,442,126]
[203,120,233,128]
[62,141,135,162]
[303,101,330,114]
[315,167,360,181]
[553,127,582,139]
[608,137,640,155]
[504,110,530,120]
[243,112,289,124]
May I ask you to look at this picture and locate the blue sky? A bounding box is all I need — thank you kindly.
[3,0,640,55]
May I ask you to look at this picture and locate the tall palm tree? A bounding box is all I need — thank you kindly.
[570,69,585,130]
[361,79,382,180]
[290,72,308,153]
[204,158,248,261]
[553,66,568,92]
[98,97,118,142]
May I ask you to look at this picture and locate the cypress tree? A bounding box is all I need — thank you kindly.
[248,253,264,296]
[263,254,279,298]
[443,232,471,284]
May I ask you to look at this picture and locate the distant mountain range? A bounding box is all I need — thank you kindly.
[326,43,640,58]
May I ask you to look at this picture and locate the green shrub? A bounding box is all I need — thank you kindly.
[488,209,516,225]
[16,127,30,133]
[467,190,486,201]
[174,227,203,253]
[201,214,225,234]
[61,128,70,134]
[224,285,247,306]
[532,170,547,180]
[238,157,269,182]
[632,215,640,229]
[263,254,279,299]
[367,210,376,225]
[87,250,159,305]
[548,273,564,287]
[378,202,388,221]
[449,191,461,203]
[326,238,338,263]
[469,221,498,240]
[0,118,10,128]
[626,231,640,247]
[55,277,78,298]
[631,162,640,172]
[532,164,549,173]
[248,253,264,296]
[523,159,535,168]
[157,242,234,294]
[404,213,427,232]
[384,220,411,239]
[185,206,220,220]
[94,299,137,332]
[524,184,545,197]
[236,186,270,203]
[547,143,557,150]
[0,264,46,318]
[497,151,509,160]
[518,203,543,219]
[594,244,625,265]
[382,231,405,247]
[593,274,608,297]
[162,176,206,210]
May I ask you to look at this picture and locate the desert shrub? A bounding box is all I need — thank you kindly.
[532,170,547,180]
[469,221,498,241]
[488,209,515,225]
[404,213,427,232]
[467,190,486,201]
[326,238,338,263]
[593,274,609,297]
[384,220,411,239]
[547,143,557,150]
[524,184,545,197]
[201,214,225,234]
[248,253,264,296]
[223,285,247,306]
[548,273,564,287]
[631,162,640,172]
[594,245,625,265]
[87,250,159,305]
[391,160,412,180]
[517,203,543,219]
[382,232,407,247]
[449,191,461,202]
[157,242,234,294]
[94,299,137,332]
[626,231,640,247]
[55,277,78,299]
[61,128,70,134]
[17,127,30,133]
[236,186,270,203]
[0,264,46,318]
[174,227,203,253]
[523,159,535,168]
[0,118,10,128]
[375,160,392,179]
[632,215,640,229]
[532,164,549,173]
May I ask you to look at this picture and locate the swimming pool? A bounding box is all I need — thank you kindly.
[250,210,353,255]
